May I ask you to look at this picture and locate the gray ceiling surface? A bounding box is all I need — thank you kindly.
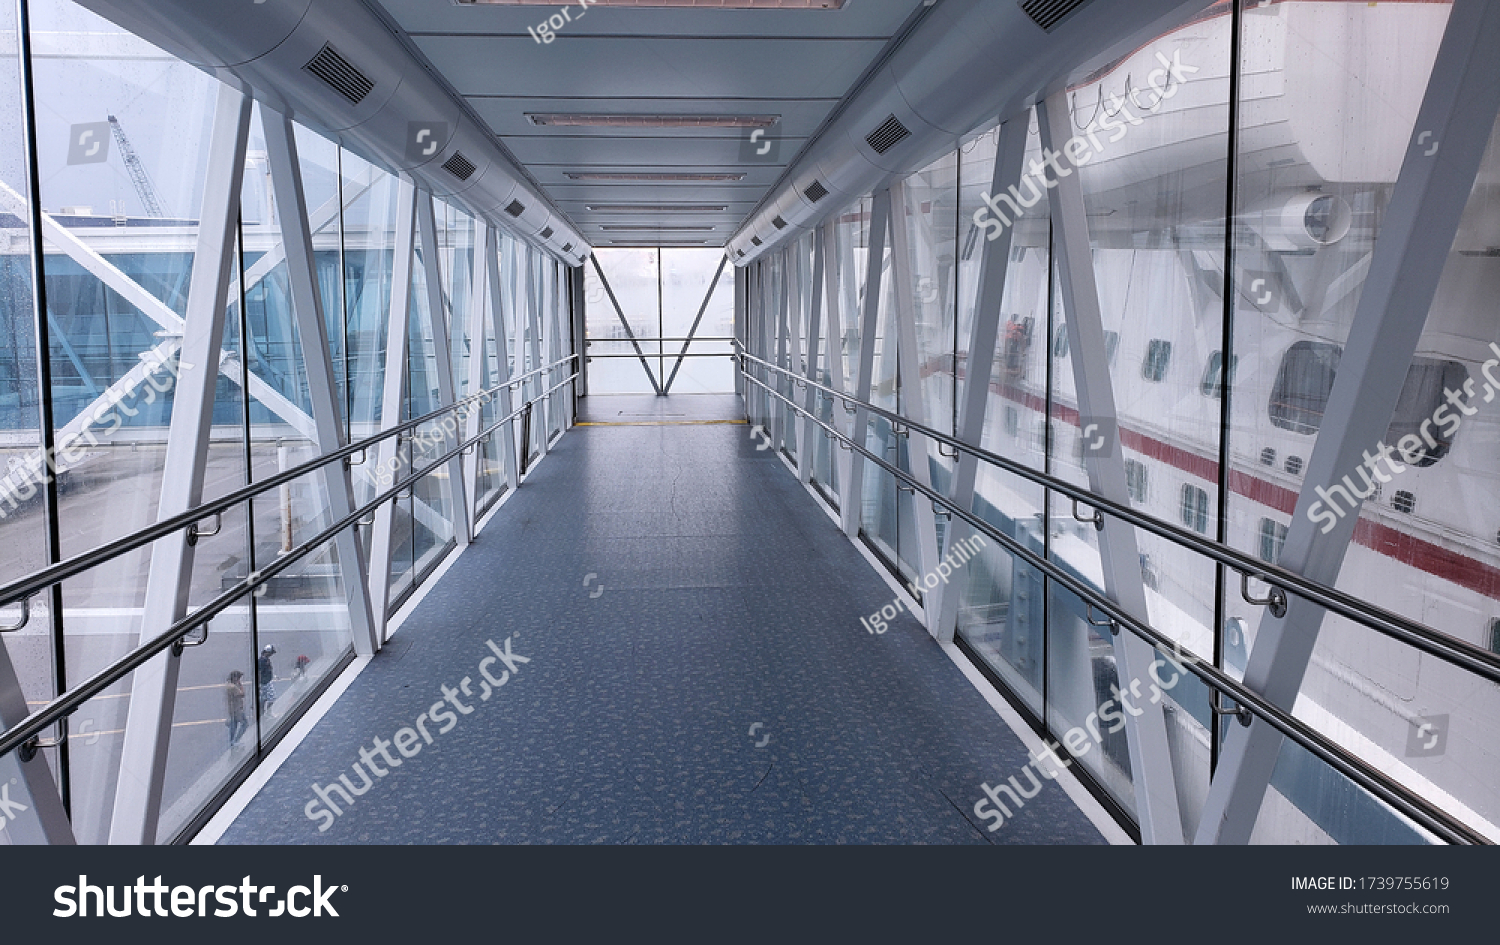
[372,0,925,248]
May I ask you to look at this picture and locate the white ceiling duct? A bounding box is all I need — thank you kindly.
[73,0,589,267]
[729,0,1203,266]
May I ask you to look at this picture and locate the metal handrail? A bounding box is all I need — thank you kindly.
[0,373,578,763]
[735,346,1500,688]
[0,355,577,612]
[740,367,1489,845]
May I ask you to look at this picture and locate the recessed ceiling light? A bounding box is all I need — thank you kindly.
[608,240,713,246]
[460,0,844,8]
[599,225,716,232]
[586,204,730,212]
[528,114,779,129]
[565,172,746,182]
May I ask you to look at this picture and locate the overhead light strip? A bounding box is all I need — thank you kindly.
[459,0,844,8]
[599,225,716,232]
[528,114,779,129]
[585,205,730,213]
[565,173,746,182]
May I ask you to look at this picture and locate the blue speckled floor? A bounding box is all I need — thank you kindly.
[219,394,1105,844]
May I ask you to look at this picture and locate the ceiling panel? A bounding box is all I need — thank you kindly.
[472,98,835,139]
[505,135,804,167]
[373,0,924,251]
[379,0,916,39]
[413,36,885,100]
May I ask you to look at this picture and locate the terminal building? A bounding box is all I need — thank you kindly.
[0,0,1497,845]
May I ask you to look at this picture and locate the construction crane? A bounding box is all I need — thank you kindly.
[106,115,167,218]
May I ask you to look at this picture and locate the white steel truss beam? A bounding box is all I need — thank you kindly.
[1039,88,1185,845]
[416,193,472,548]
[108,85,252,844]
[261,110,380,659]
[935,114,1031,643]
[1195,0,1500,845]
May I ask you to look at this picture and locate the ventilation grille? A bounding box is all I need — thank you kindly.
[303,44,374,106]
[737,249,746,258]
[865,114,912,155]
[562,242,573,253]
[441,152,476,181]
[804,180,829,203]
[1019,0,1091,33]
[750,236,763,246]
[539,227,554,239]
[772,216,788,230]
[504,199,526,217]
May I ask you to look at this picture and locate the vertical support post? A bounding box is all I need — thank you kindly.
[485,227,522,491]
[366,176,418,643]
[1196,0,1500,844]
[734,264,747,400]
[888,180,943,628]
[416,193,472,548]
[770,251,790,451]
[935,113,1031,643]
[821,222,851,498]
[525,250,547,460]
[841,191,891,538]
[464,216,488,521]
[1039,88,1184,845]
[799,228,825,485]
[570,262,588,402]
[261,110,379,658]
[108,85,252,844]
[782,244,805,454]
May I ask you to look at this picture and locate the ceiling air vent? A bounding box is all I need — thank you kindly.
[540,227,554,239]
[750,236,762,246]
[441,152,476,181]
[804,180,829,203]
[303,43,375,106]
[866,114,911,155]
[504,199,526,217]
[562,243,573,253]
[772,216,788,230]
[1019,0,1092,33]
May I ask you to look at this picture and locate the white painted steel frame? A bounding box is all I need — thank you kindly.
[888,180,943,631]
[108,85,253,844]
[484,226,523,493]
[366,176,419,644]
[934,113,1031,645]
[841,191,892,539]
[261,110,380,659]
[798,226,826,486]
[820,222,852,502]
[1195,0,1500,845]
[416,193,473,548]
[1039,89,1185,845]
[463,216,489,522]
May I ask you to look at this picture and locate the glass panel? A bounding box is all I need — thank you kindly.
[0,0,65,837]
[24,0,225,843]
